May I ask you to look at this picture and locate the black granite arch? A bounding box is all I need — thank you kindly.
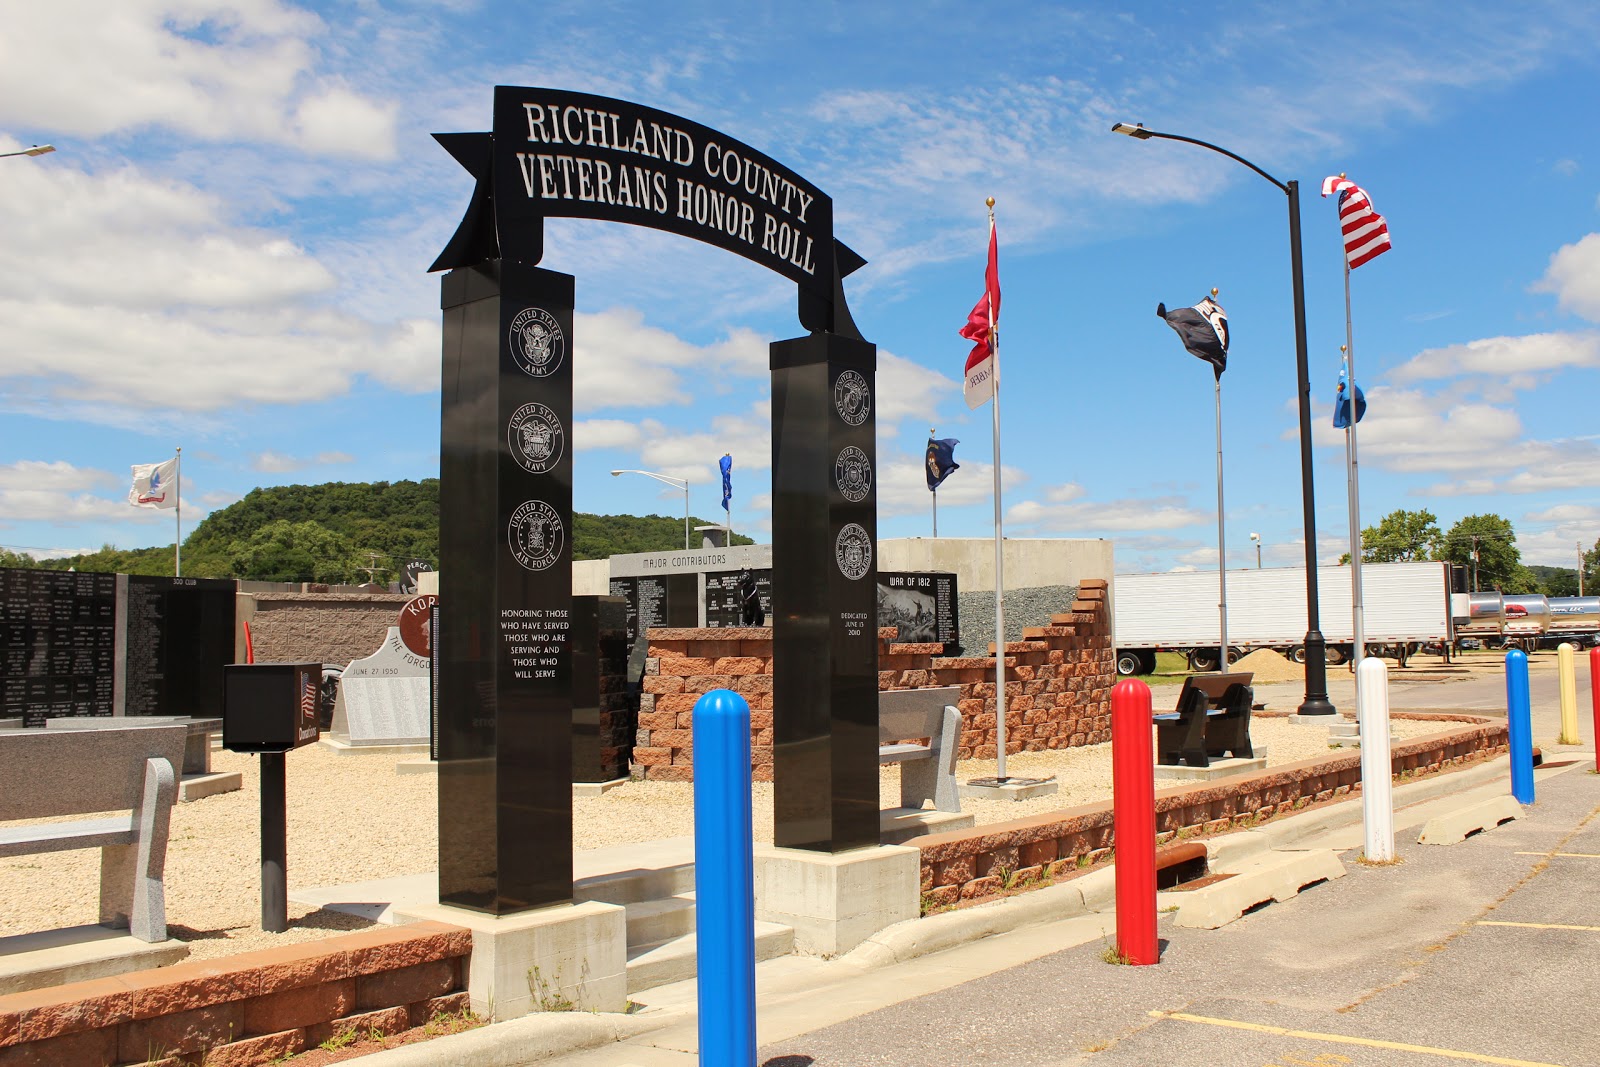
[431,87,879,914]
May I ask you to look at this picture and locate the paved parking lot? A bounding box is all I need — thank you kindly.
[755,759,1598,1067]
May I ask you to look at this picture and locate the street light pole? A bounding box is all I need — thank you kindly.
[610,469,691,550]
[0,144,54,159]
[1113,122,1334,714]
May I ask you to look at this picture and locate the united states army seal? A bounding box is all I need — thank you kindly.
[508,307,564,378]
[508,500,563,571]
[833,370,870,426]
[834,522,872,580]
[507,403,564,474]
[833,446,872,503]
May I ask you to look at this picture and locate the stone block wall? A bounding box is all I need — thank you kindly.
[0,922,470,1066]
[913,717,1508,907]
[243,593,412,667]
[636,580,1113,781]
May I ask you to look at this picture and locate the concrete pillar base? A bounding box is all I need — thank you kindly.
[753,844,919,957]
[396,900,626,1020]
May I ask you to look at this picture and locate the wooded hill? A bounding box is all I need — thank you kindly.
[2,479,753,582]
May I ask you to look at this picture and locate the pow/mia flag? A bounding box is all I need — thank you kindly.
[1157,296,1229,379]
[925,437,959,491]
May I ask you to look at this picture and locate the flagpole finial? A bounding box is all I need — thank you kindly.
[985,197,995,208]
[1210,287,1218,297]
[1341,344,1347,353]
[1339,172,1346,179]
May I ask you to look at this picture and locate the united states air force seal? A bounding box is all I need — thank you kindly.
[833,446,872,503]
[509,308,564,378]
[508,500,563,571]
[833,370,870,426]
[834,522,872,580]
[508,403,564,474]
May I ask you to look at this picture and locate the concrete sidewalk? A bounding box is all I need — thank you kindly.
[360,741,1597,1066]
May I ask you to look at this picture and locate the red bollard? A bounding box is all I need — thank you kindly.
[1590,647,1600,775]
[1111,678,1159,965]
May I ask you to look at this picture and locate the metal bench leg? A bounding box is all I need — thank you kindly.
[101,757,175,942]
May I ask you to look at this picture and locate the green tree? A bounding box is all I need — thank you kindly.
[1530,566,1581,597]
[1360,509,1442,563]
[0,547,39,569]
[1436,514,1527,592]
[228,520,364,583]
[1584,536,1600,595]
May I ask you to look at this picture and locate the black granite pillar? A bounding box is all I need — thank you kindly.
[770,332,879,852]
[438,259,574,913]
[570,594,631,785]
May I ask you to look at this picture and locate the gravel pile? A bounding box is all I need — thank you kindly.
[955,584,1077,654]
[1232,648,1305,683]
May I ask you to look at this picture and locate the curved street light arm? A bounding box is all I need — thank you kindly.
[1111,125,1287,194]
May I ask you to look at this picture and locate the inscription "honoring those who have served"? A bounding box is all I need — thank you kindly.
[493,89,831,290]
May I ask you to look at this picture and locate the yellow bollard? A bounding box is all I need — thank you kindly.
[1557,642,1579,744]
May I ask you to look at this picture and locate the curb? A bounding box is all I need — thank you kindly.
[351,1009,665,1066]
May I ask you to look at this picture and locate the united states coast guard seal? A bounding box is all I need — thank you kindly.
[508,403,564,474]
[833,370,870,426]
[508,500,563,571]
[835,523,872,580]
[833,446,872,503]
[509,308,564,378]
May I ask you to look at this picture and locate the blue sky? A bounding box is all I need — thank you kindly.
[1,1,1597,574]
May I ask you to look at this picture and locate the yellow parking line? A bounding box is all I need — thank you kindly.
[1150,1010,1569,1066]
[1477,920,1600,932]
[1514,851,1600,858]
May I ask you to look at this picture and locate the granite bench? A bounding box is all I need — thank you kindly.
[1154,672,1255,768]
[0,721,187,943]
[879,686,963,814]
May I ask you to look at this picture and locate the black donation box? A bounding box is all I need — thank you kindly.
[224,663,321,753]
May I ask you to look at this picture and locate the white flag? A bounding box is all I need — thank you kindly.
[129,458,178,509]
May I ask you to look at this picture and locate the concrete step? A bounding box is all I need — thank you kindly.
[626,921,796,993]
[621,893,697,947]
[574,863,696,907]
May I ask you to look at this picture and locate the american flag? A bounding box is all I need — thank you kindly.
[1320,175,1391,268]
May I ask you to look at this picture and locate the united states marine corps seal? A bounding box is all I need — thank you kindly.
[507,403,564,474]
[833,446,872,503]
[508,307,564,378]
[508,500,563,571]
[832,370,870,426]
[834,522,872,580]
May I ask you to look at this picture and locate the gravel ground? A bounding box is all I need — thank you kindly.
[0,713,1457,962]
[955,584,1077,654]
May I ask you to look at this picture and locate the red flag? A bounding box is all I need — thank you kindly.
[960,221,1000,408]
[1320,175,1391,269]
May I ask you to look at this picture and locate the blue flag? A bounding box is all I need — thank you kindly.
[719,454,732,509]
[926,437,960,491]
[1333,360,1366,428]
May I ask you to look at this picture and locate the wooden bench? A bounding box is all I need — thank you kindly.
[879,686,963,813]
[1154,672,1255,768]
[0,721,187,943]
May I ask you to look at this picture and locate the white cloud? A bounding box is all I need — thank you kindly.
[250,450,353,473]
[1006,486,1211,535]
[572,308,767,413]
[0,3,396,159]
[875,351,961,428]
[575,420,645,452]
[1533,234,1600,322]
[0,460,130,526]
[1518,503,1600,567]
[875,451,1025,518]
[1388,332,1600,385]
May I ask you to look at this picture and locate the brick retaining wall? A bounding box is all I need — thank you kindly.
[636,580,1115,781]
[0,922,469,1067]
[913,716,1509,908]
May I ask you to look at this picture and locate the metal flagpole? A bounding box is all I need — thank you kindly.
[930,427,938,538]
[1214,376,1228,671]
[174,447,182,577]
[985,201,1008,782]
[1344,258,1365,707]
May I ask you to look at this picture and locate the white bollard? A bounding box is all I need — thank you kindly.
[1357,657,1395,863]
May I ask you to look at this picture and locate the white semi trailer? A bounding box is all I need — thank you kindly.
[1113,561,1454,675]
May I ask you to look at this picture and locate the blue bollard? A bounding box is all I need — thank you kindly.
[692,689,756,1066]
[1505,649,1535,804]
